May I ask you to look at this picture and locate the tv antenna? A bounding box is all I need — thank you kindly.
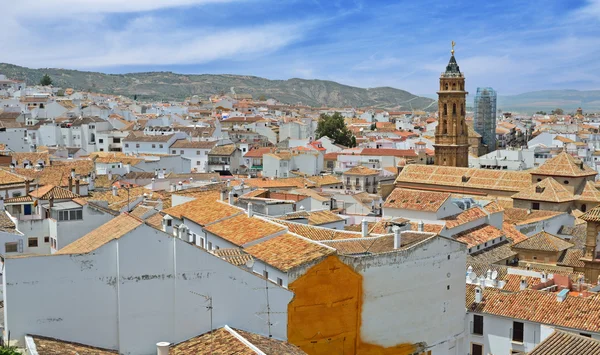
[190,291,213,353]
[253,266,285,338]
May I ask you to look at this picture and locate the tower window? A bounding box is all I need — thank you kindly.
[445,83,449,90]
[443,104,447,115]
[453,103,457,115]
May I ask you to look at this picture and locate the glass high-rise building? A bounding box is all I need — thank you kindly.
[473,87,497,152]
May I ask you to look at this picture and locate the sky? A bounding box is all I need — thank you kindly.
[2,0,600,95]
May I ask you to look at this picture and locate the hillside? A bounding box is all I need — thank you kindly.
[0,63,435,110]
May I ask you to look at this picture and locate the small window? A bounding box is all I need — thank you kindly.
[135,144,140,148]
[152,144,156,148]
[473,315,483,335]
[580,333,592,338]
[512,321,524,343]
[447,285,450,290]
[125,143,129,148]
[166,220,172,227]
[44,237,50,243]
[5,242,18,253]
[532,202,540,210]
[180,150,184,154]
[28,237,38,247]
[447,255,450,260]
[98,139,104,143]
[207,242,212,250]
[197,150,201,155]
[277,278,283,286]
[563,180,569,185]
[159,144,163,148]
[172,150,176,154]
[536,178,541,182]
[471,343,483,355]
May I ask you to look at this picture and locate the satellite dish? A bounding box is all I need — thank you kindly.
[469,273,478,282]
[491,270,498,280]
[245,257,255,269]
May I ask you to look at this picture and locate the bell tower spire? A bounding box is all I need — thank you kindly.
[434,41,470,167]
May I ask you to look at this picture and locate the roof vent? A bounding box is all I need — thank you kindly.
[535,186,545,194]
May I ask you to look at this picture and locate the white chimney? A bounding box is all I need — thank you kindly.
[475,286,482,303]
[189,177,193,184]
[151,177,155,191]
[108,171,113,181]
[466,265,474,283]
[393,226,401,249]
[520,277,528,291]
[177,181,183,191]
[541,272,547,283]
[229,190,235,205]
[227,179,231,188]
[71,168,76,179]
[220,189,227,201]
[112,186,118,196]
[156,342,170,355]
[417,220,424,232]
[361,219,368,237]
[247,202,253,217]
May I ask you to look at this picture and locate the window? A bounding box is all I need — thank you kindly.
[5,242,18,253]
[12,192,22,197]
[473,315,483,335]
[159,144,163,148]
[207,242,212,250]
[99,148,104,152]
[512,321,524,343]
[28,237,38,247]
[346,177,350,185]
[136,144,140,148]
[197,150,201,155]
[580,333,592,338]
[180,150,184,154]
[196,161,201,165]
[582,204,588,212]
[356,178,359,185]
[447,285,450,290]
[564,180,569,185]
[471,343,483,355]
[277,278,283,286]
[263,270,269,279]
[57,209,83,221]
[44,237,50,243]
[166,220,172,227]
[125,143,129,148]
[532,202,540,210]
[172,150,176,154]
[98,139,104,143]
[152,144,156,148]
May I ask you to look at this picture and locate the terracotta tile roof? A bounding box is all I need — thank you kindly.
[145,212,164,230]
[245,233,334,271]
[396,164,532,193]
[169,327,306,355]
[4,195,33,203]
[443,207,487,229]
[529,330,600,355]
[305,210,345,225]
[557,248,586,268]
[482,200,504,213]
[501,274,544,292]
[129,205,154,219]
[409,221,445,234]
[343,165,379,176]
[123,134,173,142]
[454,224,504,248]
[0,211,16,232]
[243,147,275,158]
[466,241,517,265]
[554,135,575,143]
[205,215,285,246]
[467,287,600,333]
[533,151,597,177]
[14,161,94,187]
[170,140,217,149]
[209,144,237,156]
[11,152,50,166]
[577,181,600,202]
[28,334,118,354]
[274,220,362,241]
[502,223,529,244]
[29,185,79,200]
[85,186,151,211]
[321,232,436,255]
[0,169,29,186]
[504,208,564,225]
[383,188,450,212]
[290,188,331,202]
[163,191,241,225]
[57,213,142,255]
[245,177,312,189]
[305,175,341,187]
[213,248,253,266]
[512,231,574,252]
[512,178,574,203]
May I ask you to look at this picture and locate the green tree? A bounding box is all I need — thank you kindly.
[0,345,20,355]
[535,111,547,115]
[551,108,564,115]
[39,74,53,86]
[258,94,266,101]
[315,112,356,147]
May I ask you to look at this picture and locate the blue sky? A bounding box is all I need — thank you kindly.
[2,0,600,95]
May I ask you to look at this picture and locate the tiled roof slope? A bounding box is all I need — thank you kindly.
[162,191,241,225]
[512,231,574,252]
[29,334,118,354]
[512,178,574,203]
[383,188,450,212]
[343,165,378,176]
[454,224,504,248]
[443,207,487,229]
[275,220,362,241]
[56,213,142,255]
[204,215,285,246]
[213,248,253,266]
[580,204,600,222]
[321,232,436,255]
[577,181,600,202]
[396,164,532,192]
[245,233,334,271]
[467,286,600,333]
[529,330,600,355]
[29,185,79,200]
[533,151,597,178]
[504,208,563,225]
[0,211,16,232]
[0,169,29,186]
[169,327,306,355]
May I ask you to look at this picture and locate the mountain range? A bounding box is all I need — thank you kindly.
[0,63,436,111]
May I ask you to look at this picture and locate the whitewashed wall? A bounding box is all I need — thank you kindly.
[4,224,293,354]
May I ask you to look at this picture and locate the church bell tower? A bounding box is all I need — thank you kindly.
[434,41,470,167]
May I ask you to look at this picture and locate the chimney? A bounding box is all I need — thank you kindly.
[71,168,76,179]
[75,179,80,195]
[393,226,401,249]
[177,181,183,191]
[361,219,368,237]
[189,177,193,184]
[475,286,482,303]
[68,176,73,192]
[227,179,231,188]
[247,202,253,217]
[108,170,113,181]
[417,220,424,232]
[220,189,227,201]
[25,179,30,193]
[112,186,118,197]
[156,342,170,355]
[519,277,528,291]
[229,190,235,205]
[540,272,547,283]
[151,177,155,191]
